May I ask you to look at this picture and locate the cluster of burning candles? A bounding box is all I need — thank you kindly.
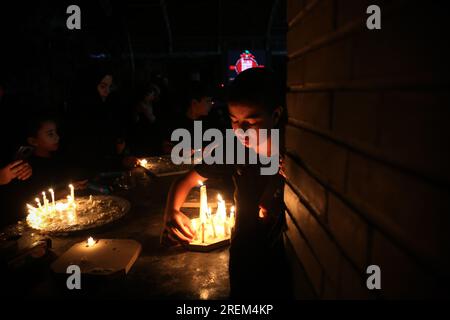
[191,181,235,244]
[26,184,81,228]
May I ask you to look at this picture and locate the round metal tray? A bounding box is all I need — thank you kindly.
[26,195,130,234]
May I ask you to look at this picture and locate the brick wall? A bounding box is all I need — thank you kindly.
[284,0,450,299]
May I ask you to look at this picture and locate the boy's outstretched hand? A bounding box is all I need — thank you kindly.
[0,160,32,185]
[162,209,196,246]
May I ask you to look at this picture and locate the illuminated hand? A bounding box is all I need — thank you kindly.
[122,156,139,169]
[162,209,195,246]
[0,160,32,185]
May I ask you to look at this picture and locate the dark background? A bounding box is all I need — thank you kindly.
[0,0,287,112]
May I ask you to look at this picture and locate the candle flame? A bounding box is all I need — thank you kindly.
[86,237,96,247]
[217,194,223,202]
[198,180,203,186]
[139,159,148,167]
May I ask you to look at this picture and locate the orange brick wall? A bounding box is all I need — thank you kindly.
[284,0,450,299]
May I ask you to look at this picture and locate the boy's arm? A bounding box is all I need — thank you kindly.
[162,169,207,244]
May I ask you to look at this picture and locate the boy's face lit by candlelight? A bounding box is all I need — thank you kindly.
[228,103,281,155]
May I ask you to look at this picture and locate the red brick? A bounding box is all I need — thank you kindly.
[332,91,381,146]
[378,91,450,182]
[338,257,371,299]
[347,152,450,269]
[284,234,318,299]
[286,125,348,191]
[287,57,305,85]
[287,92,332,130]
[287,0,305,24]
[351,5,447,82]
[371,231,443,299]
[322,277,338,300]
[285,184,341,284]
[336,0,394,27]
[285,211,323,295]
[328,194,368,269]
[285,154,327,217]
[304,38,352,84]
[288,0,334,55]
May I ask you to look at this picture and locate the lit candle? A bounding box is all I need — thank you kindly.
[230,206,236,231]
[208,207,217,239]
[86,237,96,247]
[69,184,75,203]
[139,159,148,167]
[201,223,205,243]
[35,198,42,209]
[216,194,227,237]
[49,188,55,210]
[198,181,208,223]
[42,192,48,212]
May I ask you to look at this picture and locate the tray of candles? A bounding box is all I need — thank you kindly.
[185,181,235,252]
[138,155,193,177]
[25,185,130,235]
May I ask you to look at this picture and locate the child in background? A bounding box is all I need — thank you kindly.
[7,113,87,222]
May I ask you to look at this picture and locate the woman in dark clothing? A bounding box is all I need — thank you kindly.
[127,83,163,156]
[67,68,129,178]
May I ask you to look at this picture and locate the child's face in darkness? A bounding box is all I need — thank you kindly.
[193,96,213,117]
[31,121,60,153]
[97,75,113,100]
[228,103,277,155]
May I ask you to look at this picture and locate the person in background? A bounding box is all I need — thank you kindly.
[162,81,214,154]
[1,112,87,226]
[127,83,163,156]
[67,67,132,177]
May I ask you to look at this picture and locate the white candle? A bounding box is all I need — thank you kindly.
[139,159,148,167]
[201,222,205,243]
[35,198,42,209]
[216,194,227,237]
[208,207,217,239]
[69,184,75,203]
[49,188,55,210]
[86,237,96,247]
[42,192,48,212]
[230,206,235,230]
[198,181,208,223]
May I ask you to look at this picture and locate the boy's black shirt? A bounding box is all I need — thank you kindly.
[194,156,292,299]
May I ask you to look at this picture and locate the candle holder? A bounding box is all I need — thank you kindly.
[26,195,130,234]
[187,217,232,252]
